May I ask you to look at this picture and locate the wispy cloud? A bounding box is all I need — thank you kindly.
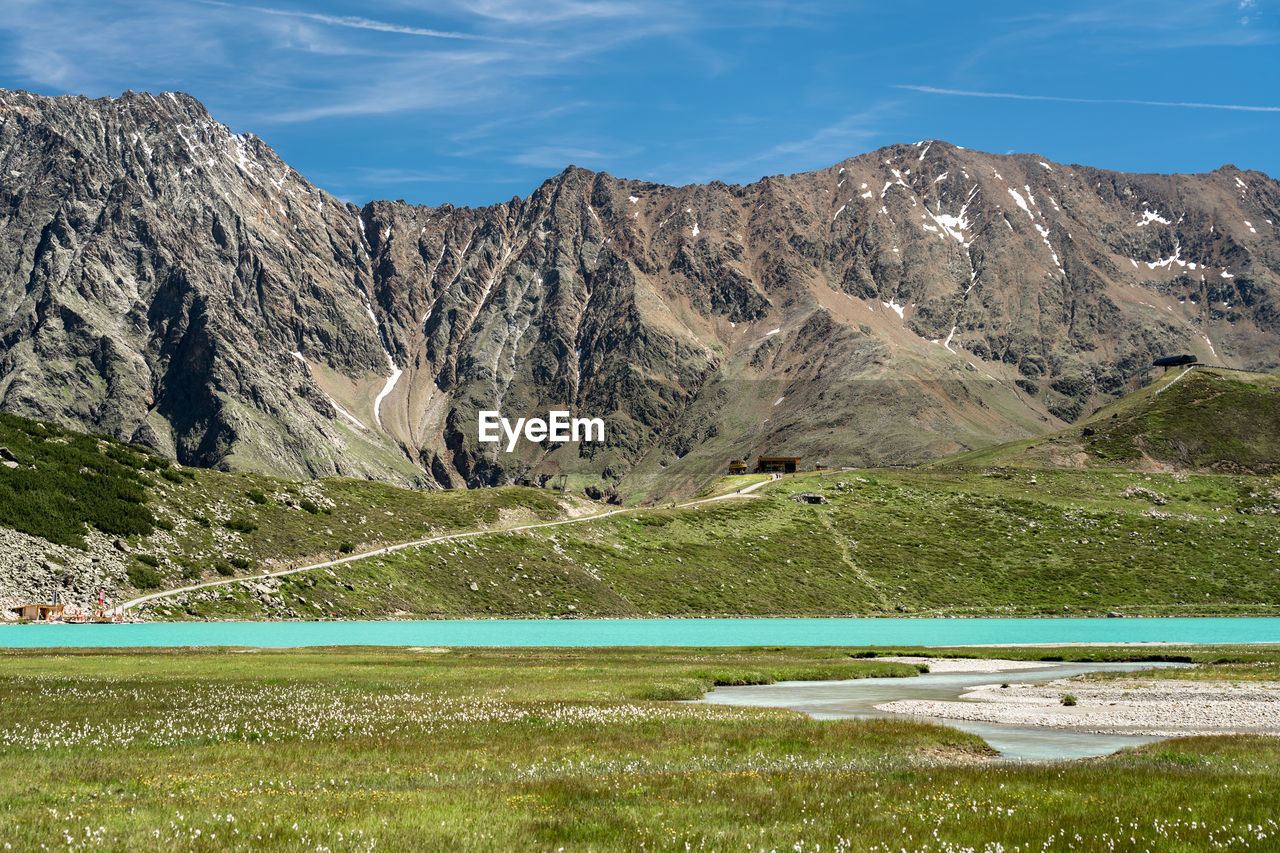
[337,167,523,186]
[443,0,650,25]
[946,4,1276,79]
[447,102,593,145]
[711,104,897,179]
[350,168,477,184]
[897,85,1280,114]
[197,0,528,43]
[2,0,1274,207]
[270,48,515,121]
[509,144,640,170]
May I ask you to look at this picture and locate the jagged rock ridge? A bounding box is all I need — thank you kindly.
[2,89,1278,500]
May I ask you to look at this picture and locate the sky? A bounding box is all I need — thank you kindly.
[2,0,1278,208]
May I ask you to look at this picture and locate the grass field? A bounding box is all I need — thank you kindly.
[160,465,1280,620]
[0,646,1278,851]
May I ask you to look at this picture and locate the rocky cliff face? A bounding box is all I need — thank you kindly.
[3,90,1278,500]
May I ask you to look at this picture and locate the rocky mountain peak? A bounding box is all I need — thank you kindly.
[2,90,1278,500]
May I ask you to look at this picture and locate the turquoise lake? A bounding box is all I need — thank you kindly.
[2,617,1279,648]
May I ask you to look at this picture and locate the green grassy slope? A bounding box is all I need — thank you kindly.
[164,466,1280,620]
[6,363,1279,619]
[948,367,1280,473]
[0,412,590,600]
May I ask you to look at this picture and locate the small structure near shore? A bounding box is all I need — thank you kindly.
[8,603,64,621]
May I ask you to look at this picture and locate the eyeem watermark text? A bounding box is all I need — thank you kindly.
[479,410,605,452]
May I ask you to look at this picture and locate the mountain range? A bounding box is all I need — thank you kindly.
[2,89,1277,501]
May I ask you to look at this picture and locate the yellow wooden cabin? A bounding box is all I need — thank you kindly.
[8,604,64,621]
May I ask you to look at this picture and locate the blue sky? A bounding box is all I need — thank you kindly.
[2,1,1278,207]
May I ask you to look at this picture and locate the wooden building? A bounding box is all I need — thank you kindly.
[755,456,801,474]
[8,604,63,621]
[726,459,749,475]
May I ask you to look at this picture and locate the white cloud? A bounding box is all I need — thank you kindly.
[684,103,896,185]
[270,48,516,121]
[196,0,529,43]
[0,0,697,133]
[439,0,652,24]
[896,85,1280,114]
[509,145,637,169]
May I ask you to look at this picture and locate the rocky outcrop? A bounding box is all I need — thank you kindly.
[0,89,417,484]
[2,90,1279,499]
[0,527,131,618]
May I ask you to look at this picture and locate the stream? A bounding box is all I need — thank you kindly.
[699,661,1188,761]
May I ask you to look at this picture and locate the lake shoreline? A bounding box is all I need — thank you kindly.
[12,608,1280,624]
[3,616,1280,648]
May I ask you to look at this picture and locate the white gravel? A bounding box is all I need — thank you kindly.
[877,656,1055,673]
[878,677,1280,737]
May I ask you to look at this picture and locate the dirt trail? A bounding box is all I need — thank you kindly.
[120,477,777,612]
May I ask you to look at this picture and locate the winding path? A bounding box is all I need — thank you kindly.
[119,477,775,612]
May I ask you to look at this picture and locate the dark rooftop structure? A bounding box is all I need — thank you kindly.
[1153,354,1198,368]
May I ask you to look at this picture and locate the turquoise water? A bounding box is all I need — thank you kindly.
[2,617,1279,648]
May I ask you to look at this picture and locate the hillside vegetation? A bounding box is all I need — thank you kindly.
[0,411,588,610]
[0,412,160,547]
[949,367,1280,473]
[4,363,1279,618]
[153,466,1280,620]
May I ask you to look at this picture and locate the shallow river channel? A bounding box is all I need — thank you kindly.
[699,662,1187,761]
